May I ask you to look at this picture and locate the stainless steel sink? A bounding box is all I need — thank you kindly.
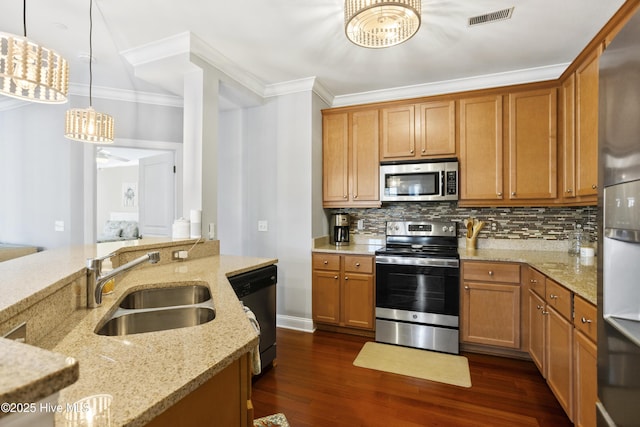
[96,306,215,336]
[118,283,211,309]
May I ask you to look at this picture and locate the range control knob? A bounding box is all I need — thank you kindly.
[442,225,448,233]
[449,226,455,233]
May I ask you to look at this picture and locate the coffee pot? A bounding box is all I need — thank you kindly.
[331,213,350,246]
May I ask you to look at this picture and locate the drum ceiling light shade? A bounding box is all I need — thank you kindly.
[345,0,421,48]
[65,0,114,143]
[0,0,69,103]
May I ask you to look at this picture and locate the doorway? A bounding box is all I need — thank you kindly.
[95,142,181,242]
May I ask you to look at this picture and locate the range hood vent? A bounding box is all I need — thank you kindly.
[468,7,514,26]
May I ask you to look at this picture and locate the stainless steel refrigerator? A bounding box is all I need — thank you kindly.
[598,7,640,426]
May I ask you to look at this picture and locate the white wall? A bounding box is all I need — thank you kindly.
[96,165,139,233]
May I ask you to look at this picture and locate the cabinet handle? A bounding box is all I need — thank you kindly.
[536,305,543,310]
[464,285,470,290]
[549,294,558,299]
[422,149,426,153]
[354,195,358,199]
[542,310,549,315]
[497,192,503,197]
[592,184,598,190]
[343,195,348,199]
[488,271,494,276]
[410,149,414,154]
[566,189,573,193]
[530,279,537,284]
[581,317,592,324]
[333,275,338,279]
[355,262,361,267]
[324,260,328,264]
[345,276,349,280]
[511,192,516,196]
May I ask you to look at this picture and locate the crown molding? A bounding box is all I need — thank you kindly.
[69,83,183,107]
[331,63,570,107]
[264,77,335,106]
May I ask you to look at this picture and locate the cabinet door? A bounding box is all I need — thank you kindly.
[546,305,574,421]
[322,113,349,203]
[561,74,577,199]
[575,50,600,197]
[459,96,504,201]
[574,329,597,427]
[380,104,415,159]
[312,270,341,325]
[528,289,546,375]
[417,101,456,157]
[507,88,558,200]
[461,281,521,348]
[350,110,380,203]
[342,273,374,330]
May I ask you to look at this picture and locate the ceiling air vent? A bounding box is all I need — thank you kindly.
[468,7,514,27]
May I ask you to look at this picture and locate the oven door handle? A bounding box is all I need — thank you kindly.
[375,255,459,268]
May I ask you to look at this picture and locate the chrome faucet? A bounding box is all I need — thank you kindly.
[86,251,160,307]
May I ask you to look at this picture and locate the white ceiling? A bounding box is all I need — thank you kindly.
[0,0,627,107]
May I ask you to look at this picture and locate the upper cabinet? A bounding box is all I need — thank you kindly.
[380,101,456,161]
[322,110,381,208]
[459,95,504,202]
[506,88,558,201]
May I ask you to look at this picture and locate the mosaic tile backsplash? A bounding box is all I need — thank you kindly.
[332,203,598,242]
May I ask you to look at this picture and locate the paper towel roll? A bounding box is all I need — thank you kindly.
[190,209,201,223]
[190,222,201,239]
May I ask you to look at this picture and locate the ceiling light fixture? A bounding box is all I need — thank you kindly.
[0,0,69,103]
[345,0,421,49]
[65,0,114,143]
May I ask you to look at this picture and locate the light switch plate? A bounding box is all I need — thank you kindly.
[258,220,268,232]
[54,220,64,232]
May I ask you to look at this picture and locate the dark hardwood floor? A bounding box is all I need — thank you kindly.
[252,328,573,427]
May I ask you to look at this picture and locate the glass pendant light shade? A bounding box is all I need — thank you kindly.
[345,0,421,48]
[0,33,69,103]
[65,107,114,143]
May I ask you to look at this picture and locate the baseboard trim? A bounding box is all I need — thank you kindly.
[276,315,315,333]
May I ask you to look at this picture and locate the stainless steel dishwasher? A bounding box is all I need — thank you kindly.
[229,264,277,371]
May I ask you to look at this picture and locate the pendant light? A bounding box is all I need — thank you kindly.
[0,0,69,103]
[345,0,422,49]
[65,0,114,143]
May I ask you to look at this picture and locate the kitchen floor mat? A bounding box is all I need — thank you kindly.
[253,413,290,427]
[353,341,472,388]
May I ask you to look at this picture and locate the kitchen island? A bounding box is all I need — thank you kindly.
[0,238,277,426]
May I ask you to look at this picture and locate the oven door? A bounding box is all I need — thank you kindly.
[375,257,459,326]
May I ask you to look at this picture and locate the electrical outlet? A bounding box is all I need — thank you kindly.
[258,220,268,232]
[54,220,64,232]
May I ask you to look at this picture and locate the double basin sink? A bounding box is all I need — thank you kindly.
[95,282,215,336]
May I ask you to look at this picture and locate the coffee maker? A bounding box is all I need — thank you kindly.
[330,213,350,246]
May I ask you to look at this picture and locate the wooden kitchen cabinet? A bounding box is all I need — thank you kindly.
[461,261,521,349]
[506,88,557,201]
[458,95,504,202]
[528,289,546,373]
[545,297,574,421]
[380,101,456,161]
[312,253,375,332]
[322,109,380,208]
[573,296,598,427]
[147,354,252,427]
[574,49,600,198]
[559,49,600,204]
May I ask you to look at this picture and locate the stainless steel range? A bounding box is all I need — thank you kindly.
[375,221,460,354]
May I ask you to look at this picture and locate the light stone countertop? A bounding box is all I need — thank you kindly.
[312,236,597,305]
[0,238,276,426]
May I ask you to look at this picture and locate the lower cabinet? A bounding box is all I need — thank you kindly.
[146,353,252,427]
[573,296,598,427]
[461,261,522,349]
[546,300,574,420]
[312,253,375,331]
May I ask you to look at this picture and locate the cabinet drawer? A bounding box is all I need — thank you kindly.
[344,255,374,274]
[574,296,597,343]
[463,261,521,284]
[312,253,341,271]
[528,267,546,297]
[546,279,572,320]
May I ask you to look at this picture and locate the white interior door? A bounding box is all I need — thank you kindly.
[139,152,175,237]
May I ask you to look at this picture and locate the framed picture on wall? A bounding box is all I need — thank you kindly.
[122,183,137,208]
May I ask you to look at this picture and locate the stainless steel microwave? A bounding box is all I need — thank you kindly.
[380,160,458,202]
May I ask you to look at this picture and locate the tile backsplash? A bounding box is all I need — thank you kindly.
[332,203,597,242]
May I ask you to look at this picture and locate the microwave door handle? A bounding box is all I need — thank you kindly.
[441,171,445,196]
